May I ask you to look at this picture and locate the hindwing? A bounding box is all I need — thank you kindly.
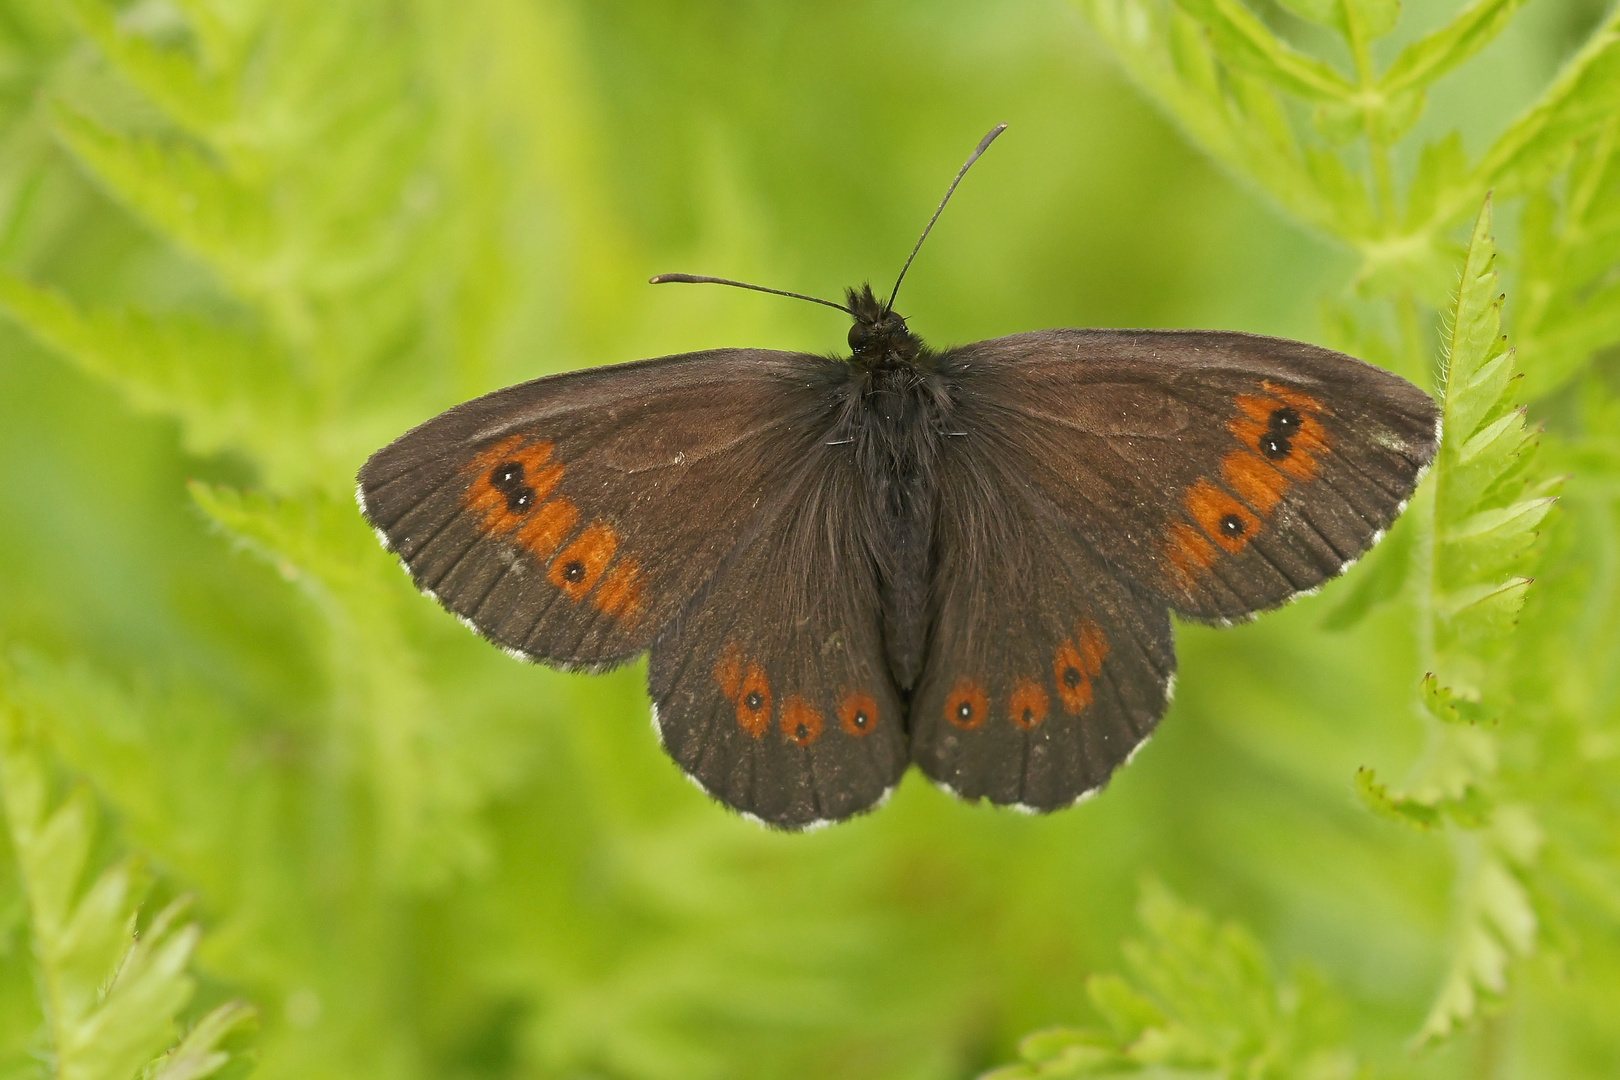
[647,440,908,828]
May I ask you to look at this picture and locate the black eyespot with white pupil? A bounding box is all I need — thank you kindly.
[1219,513,1246,537]
[1268,406,1302,434]
[1062,666,1082,689]
[794,722,809,739]
[853,711,868,729]
[490,461,537,513]
[956,701,973,721]
[1259,432,1292,460]
[562,560,586,583]
[745,690,764,712]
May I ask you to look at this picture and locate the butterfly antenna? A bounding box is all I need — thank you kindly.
[649,273,854,315]
[884,122,1008,315]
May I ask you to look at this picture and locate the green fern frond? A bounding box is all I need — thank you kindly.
[188,482,495,886]
[0,272,317,488]
[983,881,1359,1079]
[0,700,254,1080]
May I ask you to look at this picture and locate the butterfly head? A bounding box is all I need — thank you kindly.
[846,284,923,369]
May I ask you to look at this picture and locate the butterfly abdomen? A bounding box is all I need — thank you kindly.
[843,360,952,695]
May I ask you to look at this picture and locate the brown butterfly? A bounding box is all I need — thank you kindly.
[357,126,1439,829]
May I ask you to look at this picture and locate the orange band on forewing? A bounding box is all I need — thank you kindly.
[1164,521,1218,590]
[594,557,646,626]
[781,696,825,746]
[517,496,578,557]
[1261,380,1325,414]
[549,521,618,599]
[463,438,558,534]
[1185,479,1260,553]
[1221,449,1289,514]
[1291,414,1331,458]
[1234,394,1284,424]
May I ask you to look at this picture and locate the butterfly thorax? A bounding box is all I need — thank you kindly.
[845,284,931,373]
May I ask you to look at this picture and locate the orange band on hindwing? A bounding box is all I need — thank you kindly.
[1008,678,1050,730]
[944,678,989,730]
[781,697,825,746]
[735,662,772,737]
[838,690,879,737]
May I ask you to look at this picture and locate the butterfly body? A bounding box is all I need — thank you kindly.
[359,275,1438,828]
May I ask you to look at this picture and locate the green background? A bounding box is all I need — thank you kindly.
[0,0,1617,1077]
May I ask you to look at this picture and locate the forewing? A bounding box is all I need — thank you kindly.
[940,330,1440,622]
[358,349,843,667]
[912,429,1175,809]
[647,444,908,829]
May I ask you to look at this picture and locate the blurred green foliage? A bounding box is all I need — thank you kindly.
[0,0,1616,1077]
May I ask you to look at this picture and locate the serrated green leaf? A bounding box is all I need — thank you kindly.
[1171,0,1356,101]
[1442,497,1556,573]
[1355,766,1442,827]
[1476,7,1620,195]
[48,103,272,300]
[1276,0,1340,29]
[0,271,319,488]
[147,1000,257,1080]
[1379,0,1530,97]
[1406,133,1469,229]
[60,0,234,138]
[189,482,498,885]
[987,882,1363,1078]
[1442,407,1531,515]
[1086,973,1166,1042]
[1420,673,1491,726]
[1439,576,1532,634]
[0,701,253,1080]
[1416,844,1537,1044]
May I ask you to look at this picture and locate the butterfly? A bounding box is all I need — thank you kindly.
[357,125,1439,829]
